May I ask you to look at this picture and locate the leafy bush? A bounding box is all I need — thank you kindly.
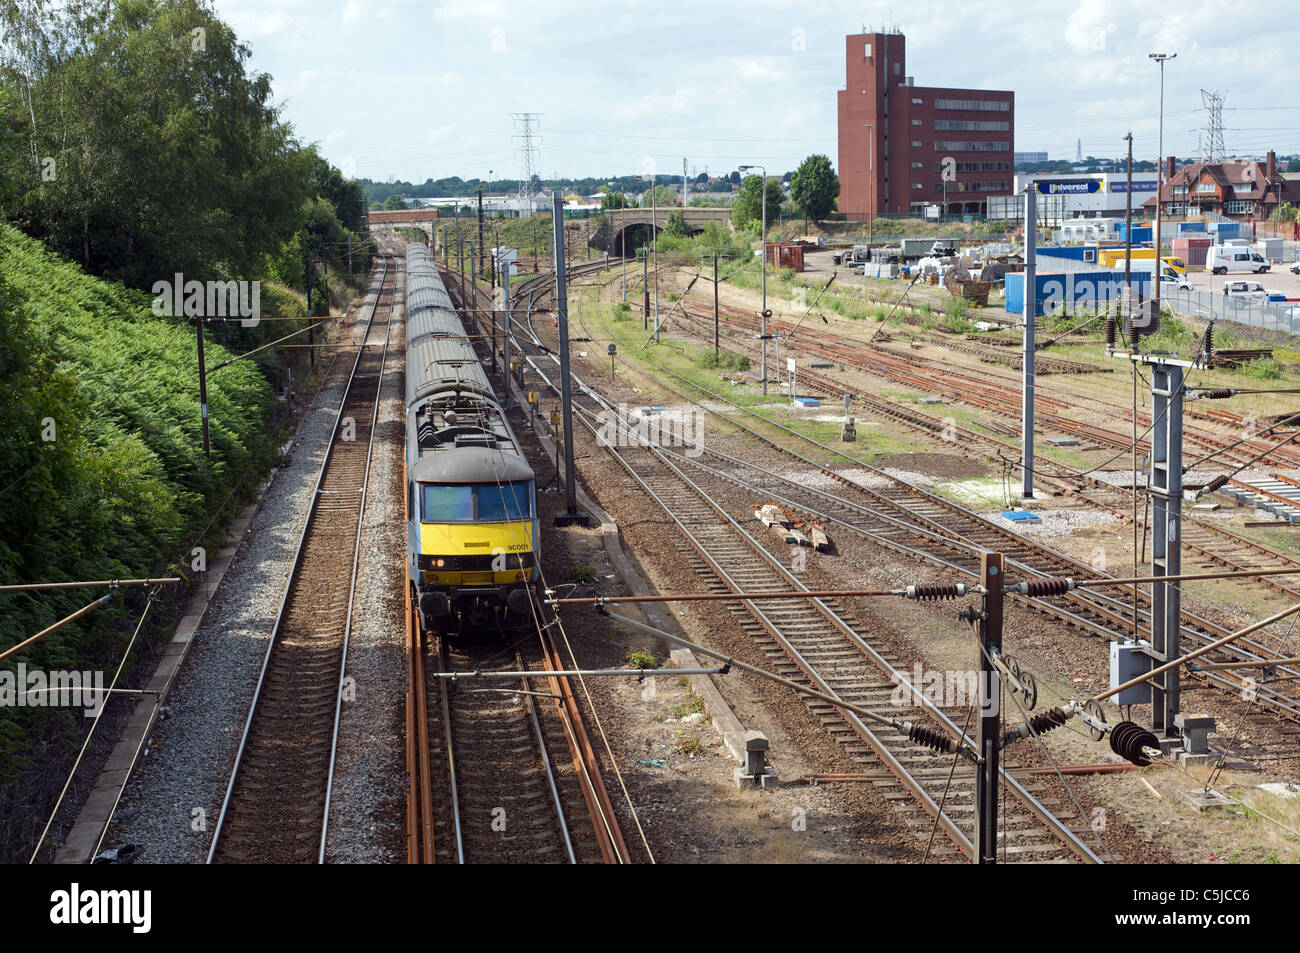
[1240,357,1285,381]
[626,648,657,669]
[0,225,278,860]
[695,349,751,371]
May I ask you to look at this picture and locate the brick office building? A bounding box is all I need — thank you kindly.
[837,31,1015,218]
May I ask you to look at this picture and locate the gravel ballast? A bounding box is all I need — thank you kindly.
[102,274,385,863]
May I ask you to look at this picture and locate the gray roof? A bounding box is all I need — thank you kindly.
[408,306,465,347]
[409,444,534,484]
[406,284,454,314]
[407,336,493,405]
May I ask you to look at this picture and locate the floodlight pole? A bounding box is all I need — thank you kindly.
[1150,52,1176,319]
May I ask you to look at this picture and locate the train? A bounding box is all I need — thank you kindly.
[404,242,539,634]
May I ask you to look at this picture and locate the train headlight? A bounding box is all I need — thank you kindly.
[435,558,445,568]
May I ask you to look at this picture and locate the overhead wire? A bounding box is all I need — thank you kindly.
[459,266,654,863]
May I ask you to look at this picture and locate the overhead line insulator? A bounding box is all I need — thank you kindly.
[905,583,969,601]
[1008,578,1075,597]
[907,722,960,755]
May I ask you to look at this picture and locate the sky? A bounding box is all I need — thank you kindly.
[212,0,1300,186]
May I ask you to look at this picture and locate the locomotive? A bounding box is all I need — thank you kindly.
[404,242,538,633]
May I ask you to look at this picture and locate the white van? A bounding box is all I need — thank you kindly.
[1209,245,1270,275]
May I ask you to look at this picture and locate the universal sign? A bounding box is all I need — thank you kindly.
[1035,180,1102,195]
[151,273,261,326]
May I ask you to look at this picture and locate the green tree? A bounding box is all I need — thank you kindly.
[1287,158,1300,173]
[663,209,688,238]
[639,184,677,208]
[0,0,308,288]
[732,175,783,232]
[600,185,627,209]
[382,193,410,210]
[789,154,840,227]
[306,148,365,231]
[729,170,741,185]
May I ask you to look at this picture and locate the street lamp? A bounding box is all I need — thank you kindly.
[1150,51,1176,318]
[739,163,770,394]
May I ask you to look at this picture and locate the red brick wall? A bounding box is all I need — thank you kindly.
[837,33,1013,217]
[369,208,440,223]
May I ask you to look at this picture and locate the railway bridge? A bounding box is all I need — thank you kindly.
[588,207,734,254]
[368,208,439,241]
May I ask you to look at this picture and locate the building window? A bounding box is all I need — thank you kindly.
[934,120,1010,131]
[893,62,900,75]
[1172,186,1188,196]
[911,119,922,125]
[911,162,924,168]
[1226,200,1253,214]
[934,98,1010,112]
[911,140,922,147]
[1195,182,1216,194]
[936,181,1008,194]
[934,141,1009,152]
[864,42,872,58]
[1165,203,1185,216]
[954,161,1010,172]
[912,97,923,104]
[912,183,923,190]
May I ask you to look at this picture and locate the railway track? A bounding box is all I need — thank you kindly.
[407,597,632,864]
[519,261,1300,719]
[403,253,633,865]
[208,254,395,864]
[650,289,1300,607]
[504,264,1106,863]
[594,335,1300,722]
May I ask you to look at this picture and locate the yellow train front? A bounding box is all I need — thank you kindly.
[405,242,538,634]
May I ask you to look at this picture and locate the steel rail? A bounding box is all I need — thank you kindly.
[591,333,1300,712]
[578,392,1102,863]
[207,255,392,864]
[511,265,1101,863]
[319,254,397,862]
[513,265,1300,722]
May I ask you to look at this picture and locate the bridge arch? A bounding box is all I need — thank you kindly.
[589,207,732,254]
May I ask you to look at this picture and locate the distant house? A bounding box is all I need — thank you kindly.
[1148,151,1299,221]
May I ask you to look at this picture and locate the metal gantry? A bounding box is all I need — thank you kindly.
[1146,359,1185,742]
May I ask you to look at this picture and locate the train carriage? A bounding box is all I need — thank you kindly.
[404,242,538,634]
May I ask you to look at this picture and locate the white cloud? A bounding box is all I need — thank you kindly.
[342,1,392,27]
[1064,0,1117,55]
[204,0,1300,181]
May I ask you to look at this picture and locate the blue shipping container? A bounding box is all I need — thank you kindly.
[1036,246,1095,262]
[1006,271,1154,317]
